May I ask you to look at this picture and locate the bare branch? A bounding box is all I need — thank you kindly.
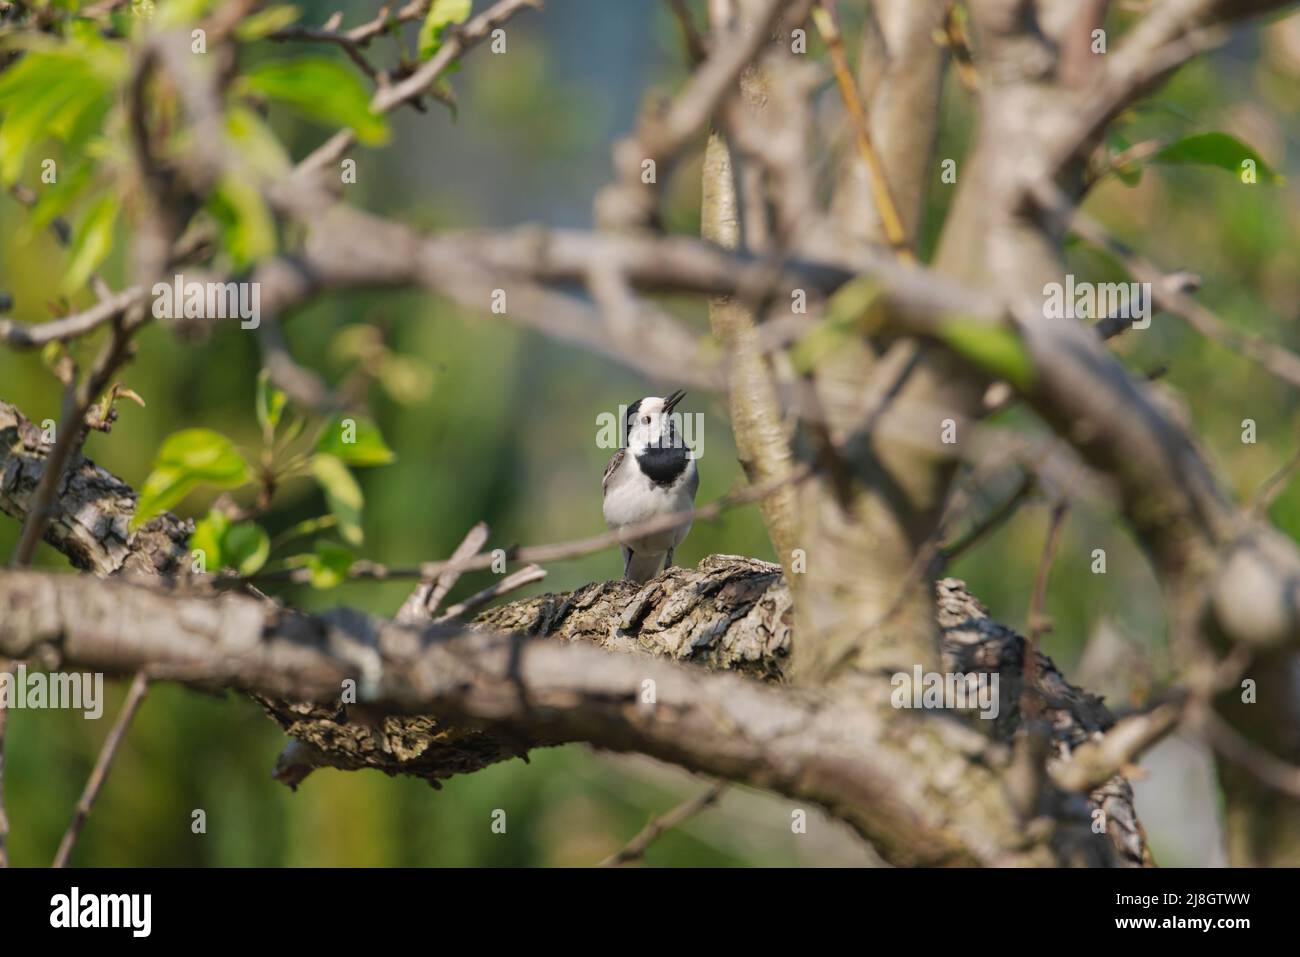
[0,566,1141,866]
[1053,699,1185,793]
[1062,202,1300,391]
[373,0,542,113]
[52,671,150,868]
[248,464,813,586]
[599,780,726,866]
[596,0,792,228]
[435,564,546,621]
[0,288,145,350]
[396,522,492,624]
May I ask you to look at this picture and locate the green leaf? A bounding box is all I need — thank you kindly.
[133,466,199,529]
[256,370,287,437]
[157,428,251,484]
[311,453,364,545]
[315,415,395,467]
[1152,131,1283,185]
[242,58,389,146]
[419,0,472,60]
[305,541,355,588]
[225,106,292,178]
[190,510,231,569]
[155,0,213,27]
[234,4,301,41]
[23,162,94,240]
[0,32,123,185]
[790,278,882,374]
[206,174,277,268]
[378,354,434,404]
[223,521,270,575]
[938,319,1035,392]
[271,513,336,550]
[0,64,83,184]
[1105,130,1142,188]
[62,193,118,293]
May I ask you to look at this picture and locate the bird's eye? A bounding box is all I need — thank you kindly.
[641,415,650,424]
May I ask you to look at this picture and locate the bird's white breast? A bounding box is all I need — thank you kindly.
[603,455,697,554]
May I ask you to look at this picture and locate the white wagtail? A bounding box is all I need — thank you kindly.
[602,389,698,582]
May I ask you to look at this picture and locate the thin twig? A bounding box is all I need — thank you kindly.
[373,0,542,113]
[600,781,725,866]
[1053,697,1186,792]
[1251,440,1300,516]
[296,0,542,179]
[1198,709,1300,800]
[53,671,150,868]
[396,522,491,624]
[940,471,1036,565]
[1022,501,1068,719]
[272,1,429,47]
[248,463,814,587]
[1039,183,1300,392]
[436,564,546,621]
[0,287,144,349]
[665,0,708,66]
[812,0,913,261]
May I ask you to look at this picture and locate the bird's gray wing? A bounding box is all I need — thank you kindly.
[684,457,700,500]
[602,448,626,496]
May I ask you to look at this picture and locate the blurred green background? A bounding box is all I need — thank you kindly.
[1,0,1298,866]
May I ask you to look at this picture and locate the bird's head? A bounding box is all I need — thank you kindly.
[624,389,687,453]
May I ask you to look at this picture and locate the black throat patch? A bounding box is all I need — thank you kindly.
[635,446,688,487]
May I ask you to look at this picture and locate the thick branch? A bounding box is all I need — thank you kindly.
[0,563,1146,866]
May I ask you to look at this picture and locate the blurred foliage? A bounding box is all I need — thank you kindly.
[0,0,1297,867]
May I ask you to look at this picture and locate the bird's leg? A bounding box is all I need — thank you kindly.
[664,547,675,573]
[622,546,633,580]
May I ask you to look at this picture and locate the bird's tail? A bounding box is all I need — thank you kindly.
[623,548,666,583]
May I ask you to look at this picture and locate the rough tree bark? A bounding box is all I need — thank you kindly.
[0,398,1147,865]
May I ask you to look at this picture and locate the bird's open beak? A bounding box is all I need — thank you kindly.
[663,389,686,414]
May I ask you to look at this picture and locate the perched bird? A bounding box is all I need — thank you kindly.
[602,389,698,581]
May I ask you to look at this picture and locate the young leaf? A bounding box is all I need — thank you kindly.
[256,369,288,438]
[133,430,252,528]
[0,66,82,184]
[311,453,365,545]
[938,318,1035,392]
[1105,130,1143,188]
[1152,132,1283,185]
[225,106,292,178]
[133,466,199,529]
[315,415,395,466]
[790,278,882,374]
[234,4,301,41]
[156,428,251,484]
[242,58,389,145]
[190,510,231,569]
[270,513,336,551]
[305,541,355,588]
[223,521,271,575]
[419,0,473,60]
[207,175,277,268]
[62,193,119,293]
